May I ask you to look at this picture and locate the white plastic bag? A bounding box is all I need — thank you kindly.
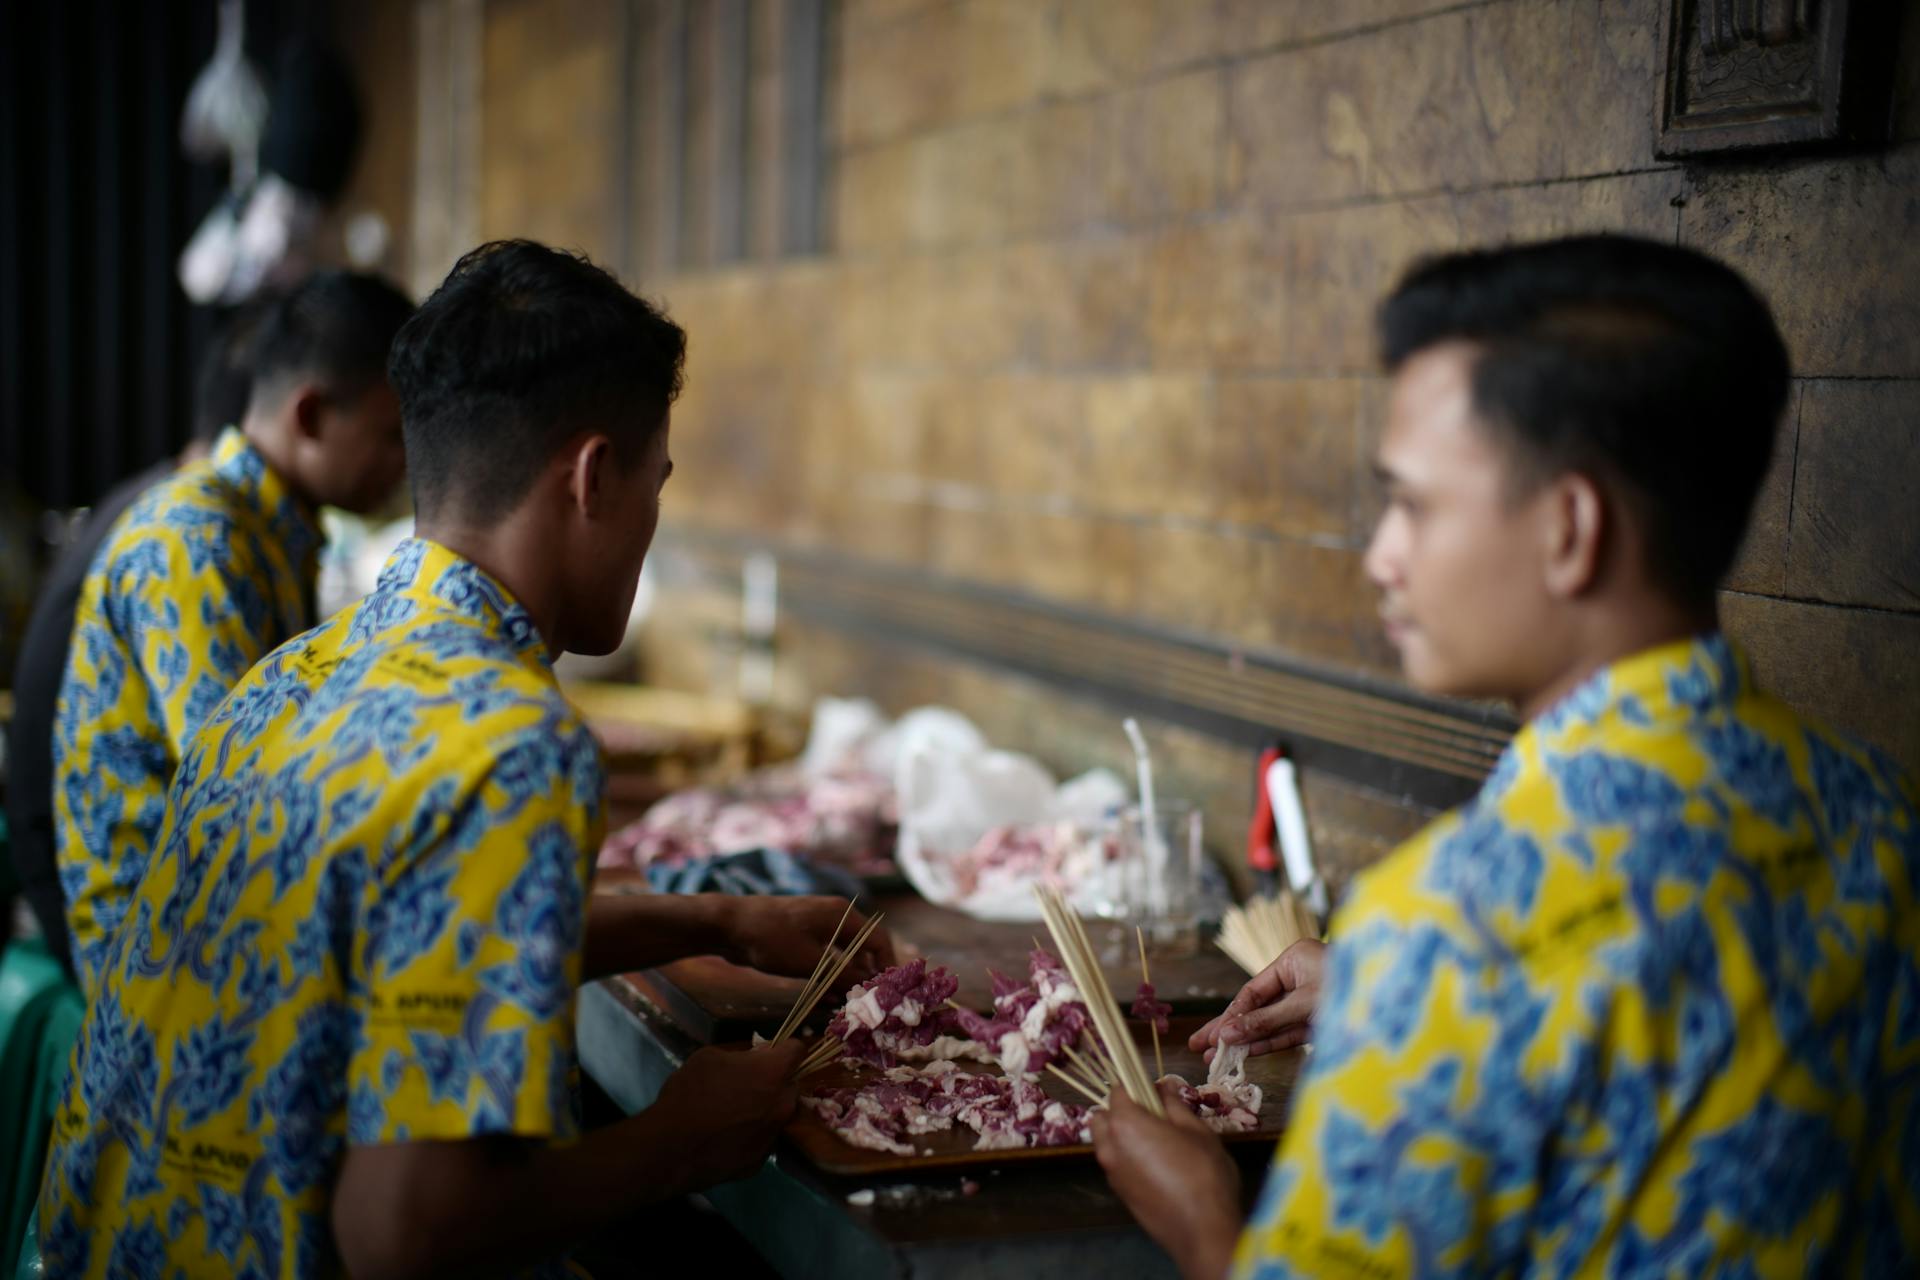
[180,0,267,168]
[799,697,889,778]
[895,714,1130,921]
[863,706,985,780]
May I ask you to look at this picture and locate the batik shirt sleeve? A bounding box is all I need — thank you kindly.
[1233,824,1597,1279]
[348,719,606,1145]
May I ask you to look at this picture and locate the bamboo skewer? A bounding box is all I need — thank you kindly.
[1079,1031,1118,1084]
[771,905,885,1046]
[773,899,858,1043]
[1136,926,1163,1081]
[1046,1062,1110,1107]
[1060,1042,1110,1092]
[1036,884,1165,1118]
[1215,887,1318,977]
[795,1036,846,1079]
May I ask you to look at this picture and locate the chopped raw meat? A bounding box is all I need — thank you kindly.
[941,821,1119,905]
[799,1093,920,1155]
[1160,1042,1263,1134]
[956,1078,1091,1149]
[894,1035,993,1065]
[949,947,1091,1081]
[1130,981,1172,1036]
[803,1059,1091,1154]
[799,949,1261,1159]
[826,959,970,1068]
[597,766,896,874]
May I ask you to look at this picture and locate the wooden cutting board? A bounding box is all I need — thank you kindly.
[782,1017,1304,1177]
[622,893,1257,1044]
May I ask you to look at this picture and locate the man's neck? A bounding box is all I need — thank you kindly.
[1514,598,1717,725]
[412,514,566,657]
[239,410,321,517]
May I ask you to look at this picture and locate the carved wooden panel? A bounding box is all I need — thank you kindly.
[1658,0,1894,157]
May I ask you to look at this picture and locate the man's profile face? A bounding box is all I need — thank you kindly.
[1363,343,1562,704]
[576,416,671,656]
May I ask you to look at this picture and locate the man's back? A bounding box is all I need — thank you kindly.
[1238,635,1920,1277]
[52,427,321,988]
[39,537,604,1279]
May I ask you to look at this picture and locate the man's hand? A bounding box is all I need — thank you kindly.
[1191,938,1326,1060]
[651,1041,807,1190]
[722,895,896,987]
[1092,1081,1243,1280]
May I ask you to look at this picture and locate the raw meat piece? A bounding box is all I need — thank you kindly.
[954,1078,1092,1149]
[894,1035,993,1065]
[802,1059,1093,1154]
[826,959,969,1068]
[949,948,1091,1080]
[1130,981,1172,1036]
[1160,1042,1263,1134]
[799,1093,920,1155]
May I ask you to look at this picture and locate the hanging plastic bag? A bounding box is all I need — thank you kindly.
[180,0,267,175]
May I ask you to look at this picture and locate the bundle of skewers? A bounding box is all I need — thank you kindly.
[1034,883,1166,1118]
[1218,742,1326,976]
[1215,887,1318,977]
[762,900,886,1080]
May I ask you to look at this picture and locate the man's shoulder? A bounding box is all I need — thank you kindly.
[238,616,596,774]
[89,460,252,582]
[1773,695,1920,830]
[1344,749,1644,971]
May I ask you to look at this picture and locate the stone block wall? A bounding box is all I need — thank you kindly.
[339,0,1920,891]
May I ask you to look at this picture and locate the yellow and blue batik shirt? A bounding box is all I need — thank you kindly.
[53,427,322,990]
[39,537,605,1280]
[1236,634,1920,1278]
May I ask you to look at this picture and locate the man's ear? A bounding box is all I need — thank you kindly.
[1541,471,1607,600]
[291,386,327,442]
[566,434,616,518]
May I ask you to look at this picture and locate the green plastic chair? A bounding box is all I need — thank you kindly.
[12,1210,38,1280]
[0,938,81,1270]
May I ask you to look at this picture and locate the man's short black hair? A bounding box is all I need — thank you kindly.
[191,296,278,442]
[1379,234,1790,608]
[249,269,416,404]
[387,240,687,524]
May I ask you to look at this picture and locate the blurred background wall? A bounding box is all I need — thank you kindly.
[25,0,1918,893]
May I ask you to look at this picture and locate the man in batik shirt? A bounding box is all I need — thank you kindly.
[40,240,892,1279]
[1093,236,1920,1277]
[53,270,416,990]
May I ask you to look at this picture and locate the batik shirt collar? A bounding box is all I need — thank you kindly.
[1487,631,1751,792]
[373,536,552,665]
[208,426,325,572]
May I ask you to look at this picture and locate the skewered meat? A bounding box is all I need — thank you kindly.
[803,955,1262,1157]
[826,959,976,1068]
[948,948,1092,1080]
[1130,981,1172,1036]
